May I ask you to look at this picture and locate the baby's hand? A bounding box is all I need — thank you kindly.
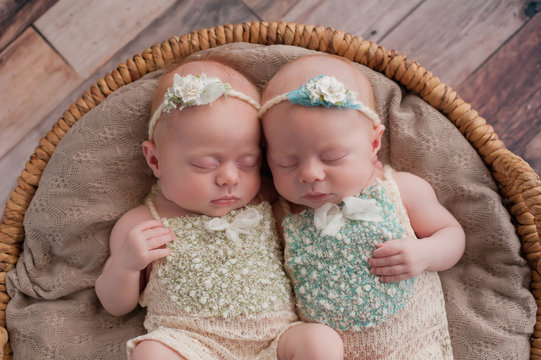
[116,219,174,272]
[368,237,429,282]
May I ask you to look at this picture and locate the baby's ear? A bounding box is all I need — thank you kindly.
[371,124,385,154]
[142,140,161,178]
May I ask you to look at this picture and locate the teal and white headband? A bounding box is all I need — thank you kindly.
[148,73,261,140]
[258,75,380,125]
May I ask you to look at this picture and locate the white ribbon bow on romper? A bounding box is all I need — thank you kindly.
[314,197,383,237]
[205,208,262,242]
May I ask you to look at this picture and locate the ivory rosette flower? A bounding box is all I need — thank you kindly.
[162,73,230,112]
[174,73,205,103]
[306,75,352,105]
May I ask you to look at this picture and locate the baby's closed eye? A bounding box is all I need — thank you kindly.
[236,154,260,169]
[321,150,347,163]
[191,157,220,170]
[276,158,299,168]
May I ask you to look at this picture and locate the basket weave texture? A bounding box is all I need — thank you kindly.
[0,21,540,359]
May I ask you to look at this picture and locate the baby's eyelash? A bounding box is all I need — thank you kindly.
[191,160,219,169]
[277,161,298,168]
[238,161,257,168]
[237,155,260,168]
[321,152,347,162]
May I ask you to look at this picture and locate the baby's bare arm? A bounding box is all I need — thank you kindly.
[370,172,465,281]
[95,206,173,316]
[397,172,465,271]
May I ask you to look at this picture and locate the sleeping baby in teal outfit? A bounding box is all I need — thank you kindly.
[283,172,416,330]
[259,54,466,359]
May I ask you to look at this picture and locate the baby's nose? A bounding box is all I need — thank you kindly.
[216,164,240,186]
[298,160,325,183]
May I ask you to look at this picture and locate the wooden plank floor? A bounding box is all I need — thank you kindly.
[1,0,540,208]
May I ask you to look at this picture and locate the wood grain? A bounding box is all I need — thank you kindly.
[241,0,298,20]
[0,0,58,51]
[278,0,422,41]
[458,12,541,176]
[0,27,80,161]
[34,0,177,78]
[101,0,258,69]
[0,0,258,207]
[380,0,529,86]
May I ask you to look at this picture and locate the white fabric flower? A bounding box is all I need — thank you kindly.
[168,73,228,110]
[307,75,349,104]
[173,73,206,104]
[199,82,221,103]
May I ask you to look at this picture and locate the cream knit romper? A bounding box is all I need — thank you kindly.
[127,195,298,359]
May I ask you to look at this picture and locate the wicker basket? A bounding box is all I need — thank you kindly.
[0,21,540,359]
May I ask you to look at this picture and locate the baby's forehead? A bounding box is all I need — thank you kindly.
[155,102,261,147]
[262,55,373,103]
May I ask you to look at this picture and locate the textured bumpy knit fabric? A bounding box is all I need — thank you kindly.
[127,197,298,359]
[282,171,453,359]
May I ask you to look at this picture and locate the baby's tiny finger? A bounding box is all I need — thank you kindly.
[147,233,175,250]
[369,254,401,267]
[371,264,406,276]
[143,226,172,240]
[148,247,172,262]
[136,219,164,231]
[372,244,399,257]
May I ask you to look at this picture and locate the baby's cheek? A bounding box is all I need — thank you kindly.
[273,176,292,196]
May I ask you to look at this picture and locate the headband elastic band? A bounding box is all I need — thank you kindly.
[149,73,261,140]
[258,75,380,126]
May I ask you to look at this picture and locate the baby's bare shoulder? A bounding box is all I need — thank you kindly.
[392,171,438,208]
[110,205,155,249]
[393,171,433,192]
[116,205,154,227]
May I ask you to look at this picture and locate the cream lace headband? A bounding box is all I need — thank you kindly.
[148,73,261,140]
[258,75,380,125]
